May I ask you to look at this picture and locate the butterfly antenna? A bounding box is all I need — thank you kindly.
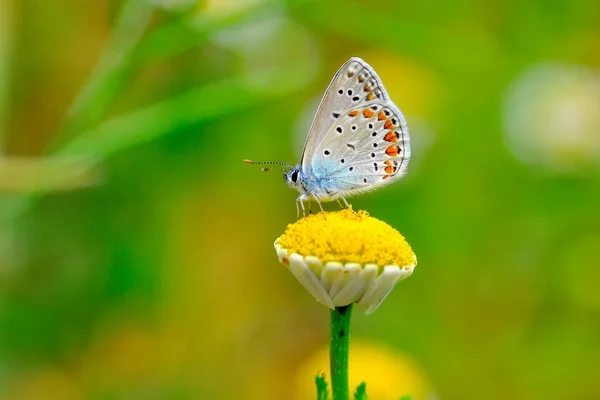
[243,159,294,169]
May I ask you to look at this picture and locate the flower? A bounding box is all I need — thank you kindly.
[295,340,434,400]
[274,209,416,314]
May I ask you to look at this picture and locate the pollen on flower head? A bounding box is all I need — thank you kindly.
[277,209,416,269]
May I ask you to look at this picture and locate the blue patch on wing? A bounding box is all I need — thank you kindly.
[308,160,357,193]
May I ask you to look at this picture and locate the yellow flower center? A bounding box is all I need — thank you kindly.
[278,209,416,268]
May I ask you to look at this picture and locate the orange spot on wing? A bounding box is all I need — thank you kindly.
[385,145,400,157]
[384,131,397,143]
[282,257,289,265]
[383,175,390,180]
[378,112,386,120]
[348,110,359,117]
[367,92,375,101]
[385,160,392,166]
[363,109,375,118]
[364,84,372,92]
[384,119,394,129]
[385,165,394,174]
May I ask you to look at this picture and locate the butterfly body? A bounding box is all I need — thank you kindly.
[248,57,411,216]
[284,161,345,200]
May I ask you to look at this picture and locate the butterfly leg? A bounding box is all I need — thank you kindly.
[335,195,350,209]
[339,195,355,214]
[341,195,350,208]
[314,196,325,213]
[296,195,308,218]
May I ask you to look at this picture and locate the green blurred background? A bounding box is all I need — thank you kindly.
[1,0,599,399]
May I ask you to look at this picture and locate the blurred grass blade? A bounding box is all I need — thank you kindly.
[55,0,155,146]
[57,62,311,158]
[53,0,280,151]
[131,1,275,67]
[0,156,100,193]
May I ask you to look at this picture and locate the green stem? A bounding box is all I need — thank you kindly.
[330,304,353,400]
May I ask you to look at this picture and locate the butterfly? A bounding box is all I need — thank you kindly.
[245,57,411,217]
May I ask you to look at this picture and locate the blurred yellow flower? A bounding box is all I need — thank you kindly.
[295,340,434,400]
[275,209,416,314]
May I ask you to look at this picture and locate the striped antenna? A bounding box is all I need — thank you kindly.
[243,159,294,169]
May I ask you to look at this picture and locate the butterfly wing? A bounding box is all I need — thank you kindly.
[311,102,410,197]
[300,58,390,169]
[301,58,411,197]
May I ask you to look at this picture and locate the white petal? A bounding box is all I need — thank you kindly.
[332,263,368,306]
[274,241,289,267]
[359,266,403,309]
[322,262,344,296]
[402,264,416,278]
[328,263,360,299]
[320,262,343,292]
[288,253,335,309]
[360,264,379,281]
[304,255,323,275]
[354,264,378,303]
[363,265,415,314]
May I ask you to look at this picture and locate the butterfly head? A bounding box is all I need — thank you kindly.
[283,165,303,189]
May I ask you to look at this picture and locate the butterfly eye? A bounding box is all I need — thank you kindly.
[291,170,299,183]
